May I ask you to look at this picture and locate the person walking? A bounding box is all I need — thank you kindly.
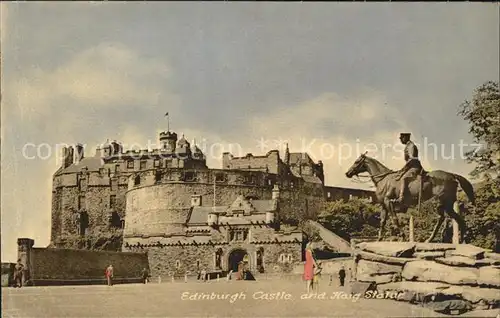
[303,242,317,294]
[339,265,346,287]
[105,265,114,286]
[141,268,150,284]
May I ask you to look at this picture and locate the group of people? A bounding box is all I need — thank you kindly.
[303,242,348,294]
[104,265,151,286]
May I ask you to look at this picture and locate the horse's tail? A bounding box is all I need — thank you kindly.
[453,173,475,205]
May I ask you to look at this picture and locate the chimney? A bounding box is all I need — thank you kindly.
[67,146,74,167]
[61,147,69,168]
[75,144,84,164]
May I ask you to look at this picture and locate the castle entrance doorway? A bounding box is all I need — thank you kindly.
[228,249,248,273]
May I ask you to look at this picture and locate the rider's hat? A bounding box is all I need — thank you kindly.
[400,133,411,138]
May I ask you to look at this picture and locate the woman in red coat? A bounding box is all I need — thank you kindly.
[303,242,317,294]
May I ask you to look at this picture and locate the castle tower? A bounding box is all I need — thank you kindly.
[159,131,178,152]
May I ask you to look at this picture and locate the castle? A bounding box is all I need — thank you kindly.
[51,129,374,277]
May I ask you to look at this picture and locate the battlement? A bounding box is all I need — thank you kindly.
[127,168,279,190]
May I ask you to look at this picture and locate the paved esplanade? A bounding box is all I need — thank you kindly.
[2,280,446,317]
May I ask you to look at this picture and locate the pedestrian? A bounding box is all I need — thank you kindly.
[141,268,150,284]
[14,259,24,288]
[339,265,346,287]
[105,264,114,286]
[303,242,318,294]
[313,262,322,292]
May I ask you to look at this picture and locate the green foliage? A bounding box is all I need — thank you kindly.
[298,220,321,241]
[458,81,500,178]
[463,178,500,252]
[318,198,379,241]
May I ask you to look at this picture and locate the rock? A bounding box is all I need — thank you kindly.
[402,260,479,285]
[415,243,457,252]
[435,256,499,267]
[355,250,416,265]
[424,299,472,315]
[414,251,445,260]
[450,244,486,260]
[485,252,500,261]
[356,242,416,257]
[357,260,403,276]
[356,272,397,284]
[442,286,500,306]
[377,281,451,303]
[478,266,500,288]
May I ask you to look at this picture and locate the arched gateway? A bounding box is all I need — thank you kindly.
[228,249,248,272]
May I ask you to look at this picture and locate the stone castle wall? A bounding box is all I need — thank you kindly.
[222,151,283,174]
[124,224,302,278]
[51,169,129,245]
[17,239,148,286]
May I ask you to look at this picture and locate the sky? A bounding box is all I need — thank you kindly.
[1,2,498,262]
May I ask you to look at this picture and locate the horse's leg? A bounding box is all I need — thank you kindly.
[387,201,404,241]
[444,202,467,244]
[425,204,445,243]
[378,204,389,241]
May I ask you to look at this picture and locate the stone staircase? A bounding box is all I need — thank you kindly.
[307,220,352,254]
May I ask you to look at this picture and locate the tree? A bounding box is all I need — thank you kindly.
[460,177,500,252]
[318,198,380,241]
[458,81,500,178]
[457,80,500,252]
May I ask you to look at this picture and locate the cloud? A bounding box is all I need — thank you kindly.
[5,42,174,124]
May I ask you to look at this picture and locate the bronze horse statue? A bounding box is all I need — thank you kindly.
[345,153,475,243]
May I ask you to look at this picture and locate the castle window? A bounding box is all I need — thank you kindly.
[215,172,225,182]
[78,196,86,210]
[127,161,134,169]
[140,160,147,170]
[120,219,125,229]
[109,211,121,228]
[154,159,160,168]
[134,175,141,186]
[175,260,181,269]
[287,254,293,262]
[327,192,331,199]
[78,211,89,236]
[155,171,162,183]
[279,254,285,263]
[290,181,294,189]
[268,179,272,186]
[184,171,195,182]
[109,195,116,209]
[115,164,120,173]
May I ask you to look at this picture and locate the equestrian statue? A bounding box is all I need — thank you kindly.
[345,133,475,243]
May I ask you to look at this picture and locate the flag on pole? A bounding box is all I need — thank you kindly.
[165,112,169,116]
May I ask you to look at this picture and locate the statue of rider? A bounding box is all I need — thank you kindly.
[393,133,423,204]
